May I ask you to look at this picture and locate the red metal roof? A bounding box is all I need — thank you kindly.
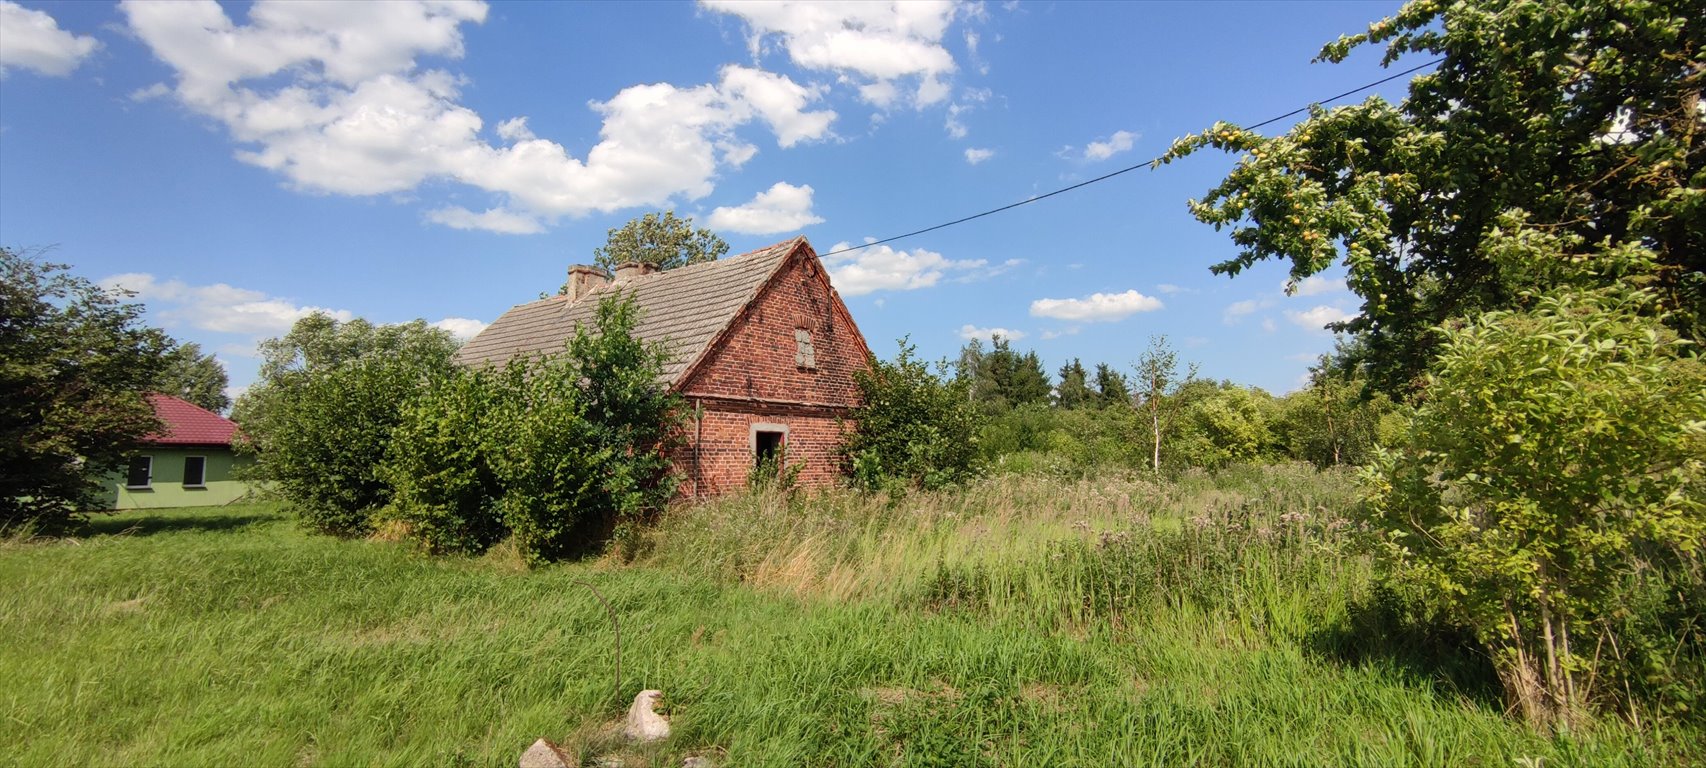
[144,393,239,447]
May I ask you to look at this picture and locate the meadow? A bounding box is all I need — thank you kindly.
[2,464,1698,767]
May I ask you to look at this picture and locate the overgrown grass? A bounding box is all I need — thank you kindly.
[2,467,1699,766]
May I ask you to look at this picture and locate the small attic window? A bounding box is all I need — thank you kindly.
[794,328,816,369]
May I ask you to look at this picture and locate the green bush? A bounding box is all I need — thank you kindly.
[234,316,459,536]
[841,339,982,491]
[381,367,507,554]
[382,293,681,564]
[1363,285,1706,725]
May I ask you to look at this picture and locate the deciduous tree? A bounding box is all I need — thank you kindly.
[1162,0,1706,388]
[593,211,729,271]
[157,341,229,413]
[1,248,169,527]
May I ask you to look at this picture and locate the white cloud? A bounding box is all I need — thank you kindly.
[129,82,172,102]
[823,241,994,296]
[1283,274,1342,297]
[1262,317,1278,333]
[706,181,824,234]
[964,147,994,165]
[959,324,1024,342]
[702,0,958,107]
[0,1,99,77]
[495,116,534,142]
[1040,327,1081,340]
[1083,130,1136,161]
[1285,305,1357,332]
[101,272,354,336]
[1029,290,1162,322]
[719,64,837,147]
[1222,298,1272,325]
[121,1,835,233]
[426,206,544,234]
[433,317,488,340]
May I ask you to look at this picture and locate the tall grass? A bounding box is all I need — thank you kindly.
[2,468,1700,766]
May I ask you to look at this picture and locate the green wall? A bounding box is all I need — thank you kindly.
[102,448,254,510]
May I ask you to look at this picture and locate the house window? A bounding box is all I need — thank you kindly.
[794,328,816,369]
[751,423,788,469]
[125,456,152,489]
[183,456,207,487]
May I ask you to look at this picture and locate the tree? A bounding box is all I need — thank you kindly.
[1054,358,1092,409]
[1161,0,1706,389]
[233,314,459,536]
[1363,281,1705,726]
[1276,357,1398,468]
[1093,363,1131,409]
[1133,335,1198,473]
[1,248,170,528]
[592,211,729,271]
[842,339,983,491]
[157,342,229,413]
[1174,381,1277,470]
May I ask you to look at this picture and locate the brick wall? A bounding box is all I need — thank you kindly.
[674,246,870,495]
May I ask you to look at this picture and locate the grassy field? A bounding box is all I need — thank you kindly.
[2,465,1698,767]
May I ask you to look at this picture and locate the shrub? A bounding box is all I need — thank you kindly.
[841,339,982,491]
[1363,285,1706,726]
[384,293,682,564]
[381,367,506,554]
[234,316,459,536]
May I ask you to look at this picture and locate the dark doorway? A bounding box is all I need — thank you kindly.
[755,430,784,467]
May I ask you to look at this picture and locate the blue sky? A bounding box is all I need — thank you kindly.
[0,0,1411,400]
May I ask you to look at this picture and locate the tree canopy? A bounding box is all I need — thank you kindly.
[592,211,729,271]
[233,314,460,535]
[2,248,170,527]
[1162,0,1705,388]
[157,342,229,413]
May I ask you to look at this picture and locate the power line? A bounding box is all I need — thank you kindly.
[822,57,1445,258]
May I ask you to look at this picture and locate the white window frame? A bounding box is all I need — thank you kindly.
[125,455,153,490]
[182,455,208,488]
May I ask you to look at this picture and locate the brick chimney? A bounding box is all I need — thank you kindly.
[613,261,661,282]
[566,264,610,302]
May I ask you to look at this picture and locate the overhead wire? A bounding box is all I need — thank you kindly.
[820,57,1445,258]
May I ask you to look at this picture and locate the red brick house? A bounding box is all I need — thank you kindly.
[456,236,871,496]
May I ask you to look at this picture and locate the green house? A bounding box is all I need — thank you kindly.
[102,394,254,509]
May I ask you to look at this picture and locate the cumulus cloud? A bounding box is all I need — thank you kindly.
[822,241,997,296]
[1286,305,1357,332]
[1222,298,1272,325]
[1083,130,1136,161]
[959,324,1024,342]
[703,0,958,108]
[433,316,488,340]
[706,181,824,234]
[1029,290,1162,322]
[101,272,354,336]
[0,1,99,77]
[120,1,835,233]
[964,147,994,164]
[1282,274,1343,297]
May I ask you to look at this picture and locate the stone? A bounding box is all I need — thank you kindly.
[681,757,713,768]
[519,738,573,768]
[623,689,670,743]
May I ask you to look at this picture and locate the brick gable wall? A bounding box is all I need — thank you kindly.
[673,247,869,496]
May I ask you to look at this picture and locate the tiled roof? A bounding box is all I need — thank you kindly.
[145,393,239,447]
[455,237,805,385]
